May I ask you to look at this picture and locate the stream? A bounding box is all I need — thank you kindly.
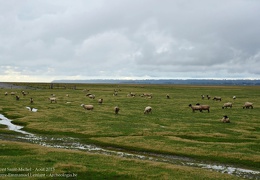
[0,114,259,179]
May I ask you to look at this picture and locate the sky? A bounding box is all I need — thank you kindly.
[0,0,260,82]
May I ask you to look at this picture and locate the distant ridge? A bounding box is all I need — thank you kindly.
[52,79,260,85]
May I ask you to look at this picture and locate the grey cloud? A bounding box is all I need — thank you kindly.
[0,0,260,81]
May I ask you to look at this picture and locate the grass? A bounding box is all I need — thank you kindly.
[0,83,259,178]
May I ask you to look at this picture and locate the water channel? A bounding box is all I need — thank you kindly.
[0,114,259,179]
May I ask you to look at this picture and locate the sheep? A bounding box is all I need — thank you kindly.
[49,97,57,103]
[114,106,120,114]
[222,102,232,109]
[213,96,221,101]
[201,95,205,99]
[21,90,29,96]
[98,98,103,104]
[206,95,211,100]
[166,94,170,99]
[30,98,33,104]
[10,92,16,95]
[81,104,94,110]
[144,106,152,114]
[189,104,210,112]
[4,92,8,96]
[200,105,210,112]
[221,115,230,123]
[16,95,20,101]
[189,104,202,112]
[243,102,253,109]
[87,94,95,99]
[233,96,236,100]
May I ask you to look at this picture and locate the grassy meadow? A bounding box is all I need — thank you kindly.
[0,83,259,179]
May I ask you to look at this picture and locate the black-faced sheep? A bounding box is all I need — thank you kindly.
[98,98,103,104]
[16,95,20,101]
[81,104,94,110]
[114,106,120,114]
[206,95,211,100]
[243,102,253,109]
[166,94,170,99]
[144,106,152,114]
[200,105,210,112]
[189,104,201,112]
[213,96,221,101]
[201,95,205,99]
[222,102,232,109]
[30,98,33,104]
[221,115,230,123]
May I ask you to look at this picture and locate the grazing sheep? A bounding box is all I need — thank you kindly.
[189,104,201,112]
[113,92,118,96]
[243,102,253,109]
[206,95,211,100]
[66,94,69,97]
[200,105,210,112]
[221,115,230,123]
[213,96,222,101]
[114,106,120,114]
[87,94,95,99]
[166,94,170,99]
[81,104,94,110]
[222,102,232,109]
[30,98,33,104]
[233,96,236,100]
[10,92,16,95]
[4,92,8,96]
[21,91,29,96]
[49,97,57,103]
[98,98,103,104]
[144,106,152,114]
[201,95,205,99]
[16,95,20,101]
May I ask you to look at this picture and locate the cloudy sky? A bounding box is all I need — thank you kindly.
[1,0,260,82]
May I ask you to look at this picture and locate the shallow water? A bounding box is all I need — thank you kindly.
[0,114,259,179]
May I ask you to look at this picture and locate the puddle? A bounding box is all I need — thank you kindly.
[0,114,259,179]
[0,114,33,135]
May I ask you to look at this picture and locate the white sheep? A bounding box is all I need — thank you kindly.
[49,97,57,103]
[243,102,253,109]
[144,106,152,114]
[233,96,236,100]
[81,104,94,110]
[4,92,8,96]
[222,102,232,109]
[114,106,120,114]
[213,96,221,101]
[87,94,95,99]
[206,95,211,100]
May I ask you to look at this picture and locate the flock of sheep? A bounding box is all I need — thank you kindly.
[3,89,254,123]
[190,95,254,123]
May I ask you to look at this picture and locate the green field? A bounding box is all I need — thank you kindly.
[0,83,259,179]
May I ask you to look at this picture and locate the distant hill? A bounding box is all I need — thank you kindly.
[52,79,260,85]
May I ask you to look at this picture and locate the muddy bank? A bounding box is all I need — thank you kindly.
[0,114,259,179]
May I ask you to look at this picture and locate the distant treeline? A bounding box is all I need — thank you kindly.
[52,79,260,86]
